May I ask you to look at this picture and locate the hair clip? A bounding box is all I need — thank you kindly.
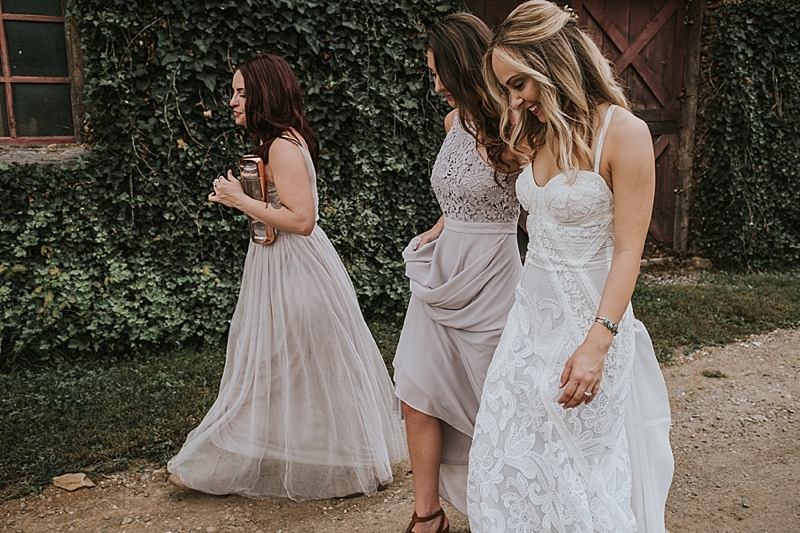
[562,5,579,21]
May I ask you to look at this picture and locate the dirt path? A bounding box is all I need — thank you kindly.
[2,329,798,533]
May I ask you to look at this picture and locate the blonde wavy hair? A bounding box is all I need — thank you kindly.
[484,0,630,181]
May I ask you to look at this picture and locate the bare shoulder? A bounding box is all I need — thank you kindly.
[444,110,457,133]
[601,106,655,192]
[269,135,305,158]
[606,107,650,146]
[266,136,308,174]
[602,106,653,165]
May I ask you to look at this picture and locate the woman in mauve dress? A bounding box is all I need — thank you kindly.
[393,14,524,533]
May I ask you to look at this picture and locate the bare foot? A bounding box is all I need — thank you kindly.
[167,474,193,491]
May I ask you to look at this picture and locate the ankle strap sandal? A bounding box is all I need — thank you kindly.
[404,507,449,533]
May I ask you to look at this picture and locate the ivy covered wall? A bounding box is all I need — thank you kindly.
[693,0,800,269]
[4,0,797,363]
[0,0,463,363]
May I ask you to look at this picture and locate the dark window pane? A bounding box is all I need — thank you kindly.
[12,83,73,137]
[2,0,63,16]
[0,92,8,137]
[4,21,68,77]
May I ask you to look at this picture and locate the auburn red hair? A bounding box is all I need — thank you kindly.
[238,53,319,169]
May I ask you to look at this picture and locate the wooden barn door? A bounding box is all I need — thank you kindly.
[464,0,687,248]
[461,0,526,29]
[572,0,686,247]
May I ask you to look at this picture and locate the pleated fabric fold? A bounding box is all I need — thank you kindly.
[394,218,521,514]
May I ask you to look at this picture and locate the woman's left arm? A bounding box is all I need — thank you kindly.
[558,110,655,408]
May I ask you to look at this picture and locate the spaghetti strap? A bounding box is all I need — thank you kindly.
[593,105,617,174]
[279,135,302,147]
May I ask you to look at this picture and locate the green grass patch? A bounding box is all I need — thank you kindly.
[2,271,800,501]
[632,271,800,360]
[0,326,403,502]
[0,347,225,501]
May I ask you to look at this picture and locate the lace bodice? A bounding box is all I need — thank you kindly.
[518,168,614,268]
[430,112,520,223]
[516,103,618,270]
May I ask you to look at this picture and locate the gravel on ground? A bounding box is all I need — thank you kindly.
[2,328,798,533]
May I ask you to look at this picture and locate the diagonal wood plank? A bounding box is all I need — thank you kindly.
[631,56,669,106]
[653,134,670,159]
[614,0,679,72]
[582,0,632,56]
[581,0,670,106]
[648,218,669,242]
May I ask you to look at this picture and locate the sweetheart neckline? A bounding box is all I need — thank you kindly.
[530,169,613,195]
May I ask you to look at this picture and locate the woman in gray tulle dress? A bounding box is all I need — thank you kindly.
[167,53,405,500]
[393,14,523,533]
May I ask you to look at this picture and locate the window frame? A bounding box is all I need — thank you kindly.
[0,2,78,146]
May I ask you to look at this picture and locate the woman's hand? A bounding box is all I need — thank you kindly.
[208,169,245,208]
[558,325,613,408]
[415,215,445,249]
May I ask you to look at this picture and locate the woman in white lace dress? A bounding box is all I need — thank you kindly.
[166,53,405,500]
[466,2,673,532]
[393,14,523,533]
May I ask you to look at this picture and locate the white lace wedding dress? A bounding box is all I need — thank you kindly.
[466,106,673,532]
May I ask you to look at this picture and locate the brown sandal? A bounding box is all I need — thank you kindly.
[404,508,449,533]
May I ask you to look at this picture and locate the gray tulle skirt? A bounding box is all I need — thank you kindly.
[168,225,406,500]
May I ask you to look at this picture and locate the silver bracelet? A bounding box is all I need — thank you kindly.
[594,316,619,336]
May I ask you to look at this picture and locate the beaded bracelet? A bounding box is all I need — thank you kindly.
[594,316,619,336]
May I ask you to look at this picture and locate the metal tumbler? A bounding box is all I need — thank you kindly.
[238,155,276,245]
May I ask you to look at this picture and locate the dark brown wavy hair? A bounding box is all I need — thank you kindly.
[238,53,319,169]
[425,13,514,176]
